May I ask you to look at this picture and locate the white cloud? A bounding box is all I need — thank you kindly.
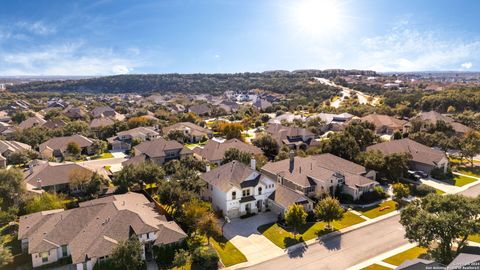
[0,41,141,76]
[461,62,473,69]
[354,24,480,71]
[16,21,56,35]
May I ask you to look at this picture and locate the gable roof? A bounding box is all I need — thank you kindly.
[412,111,471,134]
[42,119,67,130]
[39,135,94,153]
[90,117,115,129]
[268,185,311,209]
[266,123,315,145]
[0,140,31,154]
[134,138,192,158]
[163,122,213,138]
[261,154,369,188]
[360,114,407,130]
[194,138,262,162]
[366,138,447,166]
[18,192,186,264]
[18,116,46,130]
[188,104,211,115]
[200,160,257,192]
[24,162,97,188]
[116,126,159,138]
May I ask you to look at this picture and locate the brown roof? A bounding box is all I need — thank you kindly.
[134,138,192,158]
[24,162,97,188]
[360,114,407,131]
[163,122,213,138]
[366,138,447,166]
[268,185,311,209]
[39,135,94,153]
[18,116,46,130]
[194,139,262,162]
[18,192,186,264]
[200,160,257,192]
[266,124,315,145]
[42,119,67,130]
[116,126,159,138]
[188,104,211,115]
[0,140,31,155]
[90,117,115,129]
[412,111,472,134]
[261,154,367,188]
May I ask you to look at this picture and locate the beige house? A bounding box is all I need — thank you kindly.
[162,122,213,143]
[127,138,192,166]
[265,124,316,150]
[366,138,449,174]
[39,135,95,159]
[108,126,159,151]
[261,153,378,201]
[406,111,472,136]
[360,114,407,135]
[18,192,186,270]
[193,138,262,165]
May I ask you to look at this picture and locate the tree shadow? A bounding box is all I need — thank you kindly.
[286,237,308,258]
[319,232,342,251]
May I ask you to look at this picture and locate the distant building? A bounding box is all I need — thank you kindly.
[108,126,159,151]
[162,122,213,143]
[127,138,192,166]
[39,135,95,159]
[265,123,316,150]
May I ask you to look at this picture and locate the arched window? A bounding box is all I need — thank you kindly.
[258,187,262,195]
[232,191,236,200]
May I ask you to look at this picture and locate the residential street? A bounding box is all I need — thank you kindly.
[245,215,407,270]
[244,182,480,270]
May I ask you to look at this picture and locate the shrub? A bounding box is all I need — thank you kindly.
[191,247,219,270]
[430,167,453,180]
[412,184,436,197]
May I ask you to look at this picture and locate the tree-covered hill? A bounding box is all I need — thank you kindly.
[7,70,376,94]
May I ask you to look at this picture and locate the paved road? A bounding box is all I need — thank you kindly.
[246,182,480,270]
[245,215,407,270]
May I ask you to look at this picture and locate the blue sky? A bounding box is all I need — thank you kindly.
[0,0,479,75]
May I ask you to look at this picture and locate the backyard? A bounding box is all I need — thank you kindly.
[258,211,365,248]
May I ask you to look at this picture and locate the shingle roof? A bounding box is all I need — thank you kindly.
[412,111,471,134]
[18,116,46,130]
[268,185,311,209]
[89,117,115,129]
[116,126,159,138]
[194,139,262,162]
[266,124,314,145]
[0,140,31,155]
[366,138,447,166]
[200,160,257,192]
[39,135,94,153]
[360,114,407,130]
[18,192,186,264]
[134,138,192,158]
[163,122,213,138]
[261,154,370,188]
[24,162,96,188]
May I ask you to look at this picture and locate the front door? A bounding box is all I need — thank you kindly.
[245,203,251,213]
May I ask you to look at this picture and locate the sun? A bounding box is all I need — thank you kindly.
[291,0,345,39]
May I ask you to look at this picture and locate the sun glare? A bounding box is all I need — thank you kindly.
[291,0,345,39]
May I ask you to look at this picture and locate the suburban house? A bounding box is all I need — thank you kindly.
[91,106,125,121]
[261,153,378,201]
[0,140,32,168]
[366,138,449,174]
[306,112,354,132]
[18,192,187,270]
[126,138,192,166]
[406,110,472,136]
[360,114,407,136]
[266,123,316,150]
[162,122,213,143]
[39,135,95,159]
[215,100,240,113]
[42,119,67,130]
[63,106,87,120]
[252,98,273,111]
[193,138,263,165]
[188,104,212,116]
[18,116,47,130]
[23,162,103,193]
[107,126,159,151]
[89,117,115,130]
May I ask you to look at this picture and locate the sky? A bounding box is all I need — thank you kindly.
[0,0,479,75]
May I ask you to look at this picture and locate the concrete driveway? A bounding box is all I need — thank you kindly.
[223,212,284,266]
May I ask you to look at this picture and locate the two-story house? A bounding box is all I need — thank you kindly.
[125,138,192,166]
[265,123,316,150]
[162,122,213,143]
[107,126,159,151]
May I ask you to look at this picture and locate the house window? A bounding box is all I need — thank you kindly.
[232,191,236,200]
[41,252,49,263]
[258,187,262,195]
[83,262,88,270]
[242,189,250,197]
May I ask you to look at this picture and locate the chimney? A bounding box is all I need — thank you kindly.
[289,150,295,173]
[206,164,211,172]
[250,158,256,170]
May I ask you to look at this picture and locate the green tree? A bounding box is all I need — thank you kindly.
[221,123,243,140]
[172,249,190,268]
[319,133,360,161]
[0,168,25,208]
[0,245,13,267]
[400,194,480,264]
[344,120,377,149]
[91,140,108,155]
[25,192,65,214]
[284,204,307,235]
[167,130,190,143]
[182,199,212,236]
[384,153,411,181]
[66,141,81,156]
[198,212,221,244]
[222,148,252,165]
[461,131,480,167]
[110,236,143,270]
[252,134,279,159]
[314,197,344,230]
[357,150,385,172]
[392,183,410,204]
[63,120,90,136]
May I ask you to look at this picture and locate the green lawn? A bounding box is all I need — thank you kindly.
[452,174,478,187]
[435,188,445,195]
[258,211,365,248]
[358,200,397,219]
[91,152,114,160]
[361,264,392,270]
[383,246,427,266]
[210,236,247,267]
[456,166,480,179]
[468,234,480,243]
